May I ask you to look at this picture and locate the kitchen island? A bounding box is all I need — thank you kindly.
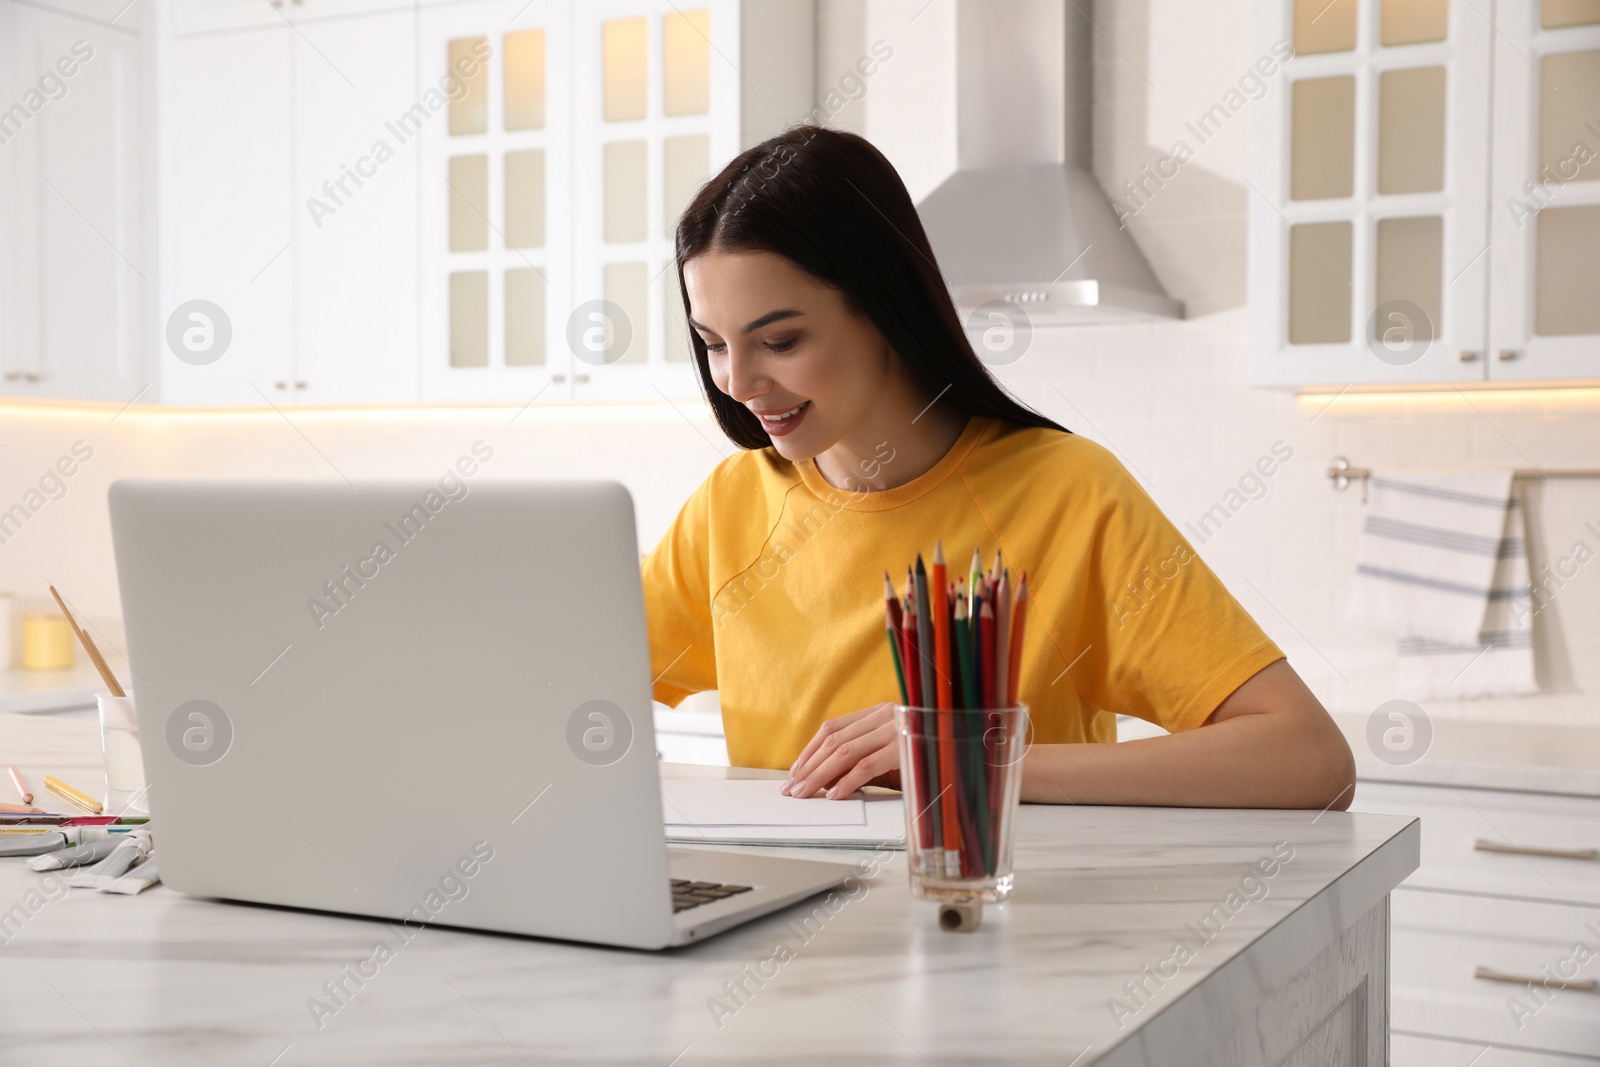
[0,712,1416,1066]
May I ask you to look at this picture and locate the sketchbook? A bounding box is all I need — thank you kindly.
[660,779,906,849]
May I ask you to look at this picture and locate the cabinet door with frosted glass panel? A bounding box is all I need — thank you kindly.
[1250,0,1492,387]
[418,0,574,403]
[568,0,740,401]
[1488,0,1600,381]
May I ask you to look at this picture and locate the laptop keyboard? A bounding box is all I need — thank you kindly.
[671,879,753,913]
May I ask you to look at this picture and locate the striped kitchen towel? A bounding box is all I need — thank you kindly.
[1348,469,1536,699]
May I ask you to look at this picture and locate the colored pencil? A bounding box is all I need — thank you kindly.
[993,569,1012,710]
[895,587,934,859]
[49,586,125,698]
[8,766,31,805]
[901,573,920,707]
[976,594,997,872]
[1007,574,1029,706]
[914,557,936,712]
[884,572,908,705]
[931,543,962,877]
[898,575,934,859]
[44,775,102,815]
[952,595,977,876]
[985,569,1012,870]
[968,549,983,642]
[912,558,943,866]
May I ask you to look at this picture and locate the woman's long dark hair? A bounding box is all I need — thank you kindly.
[674,124,1069,450]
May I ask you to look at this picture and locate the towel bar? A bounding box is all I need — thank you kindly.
[1328,456,1600,499]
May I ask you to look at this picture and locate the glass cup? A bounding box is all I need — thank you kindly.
[98,693,148,814]
[894,704,1028,903]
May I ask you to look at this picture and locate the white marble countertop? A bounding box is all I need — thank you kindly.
[1332,712,1600,798]
[0,713,1418,1066]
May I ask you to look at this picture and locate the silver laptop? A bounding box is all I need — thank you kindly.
[108,477,854,949]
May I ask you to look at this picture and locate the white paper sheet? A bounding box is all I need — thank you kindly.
[660,779,866,827]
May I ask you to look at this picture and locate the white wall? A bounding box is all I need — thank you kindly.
[0,403,731,656]
[0,0,1595,729]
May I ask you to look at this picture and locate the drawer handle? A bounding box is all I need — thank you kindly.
[1474,966,1597,993]
[1473,838,1598,862]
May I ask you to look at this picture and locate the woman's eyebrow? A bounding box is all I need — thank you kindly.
[687,309,804,335]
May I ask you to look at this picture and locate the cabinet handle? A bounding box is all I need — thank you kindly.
[1473,966,1597,992]
[23,373,44,382]
[1474,838,1597,862]
[574,373,590,384]
[1497,349,1521,361]
[294,381,308,390]
[3,372,19,382]
[275,381,288,391]
[551,374,566,383]
[1458,350,1480,362]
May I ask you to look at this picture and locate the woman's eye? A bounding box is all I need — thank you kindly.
[765,338,797,353]
[703,341,726,354]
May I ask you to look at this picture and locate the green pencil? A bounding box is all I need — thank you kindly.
[883,572,909,704]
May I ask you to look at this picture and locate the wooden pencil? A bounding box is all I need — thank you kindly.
[993,569,1012,709]
[911,558,943,864]
[1006,574,1029,706]
[931,543,962,877]
[884,572,908,704]
[48,586,124,698]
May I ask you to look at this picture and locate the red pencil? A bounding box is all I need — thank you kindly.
[931,543,964,877]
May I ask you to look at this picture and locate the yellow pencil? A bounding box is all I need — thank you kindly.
[44,775,102,815]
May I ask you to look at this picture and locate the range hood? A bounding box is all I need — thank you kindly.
[917,0,1183,324]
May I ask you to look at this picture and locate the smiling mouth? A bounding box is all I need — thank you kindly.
[755,401,810,423]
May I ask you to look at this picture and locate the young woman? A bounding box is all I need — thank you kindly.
[642,125,1355,810]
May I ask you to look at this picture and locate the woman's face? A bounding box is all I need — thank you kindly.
[682,249,897,463]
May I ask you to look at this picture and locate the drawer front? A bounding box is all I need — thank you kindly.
[1392,889,1600,1058]
[1354,782,1600,904]
[1394,1032,1600,1065]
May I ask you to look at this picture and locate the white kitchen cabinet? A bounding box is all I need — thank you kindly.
[160,24,295,405]
[171,0,414,36]
[1250,0,1600,390]
[420,0,813,403]
[289,7,418,404]
[1353,778,1600,1059]
[0,2,145,404]
[417,0,576,404]
[161,3,418,405]
[1487,0,1600,381]
[1250,0,1493,388]
[2,0,813,407]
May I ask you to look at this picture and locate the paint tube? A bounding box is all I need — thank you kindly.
[27,835,127,871]
[65,829,152,888]
[0,832,65,857]
[102,854,160,895]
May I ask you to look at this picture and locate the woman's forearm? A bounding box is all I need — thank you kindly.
[1018,702,1356,810]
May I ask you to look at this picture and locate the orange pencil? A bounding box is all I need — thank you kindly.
[1006,574,1029,706]
[931,541,962,877]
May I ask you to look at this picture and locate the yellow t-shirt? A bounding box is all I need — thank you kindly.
[641,414,1284,769]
